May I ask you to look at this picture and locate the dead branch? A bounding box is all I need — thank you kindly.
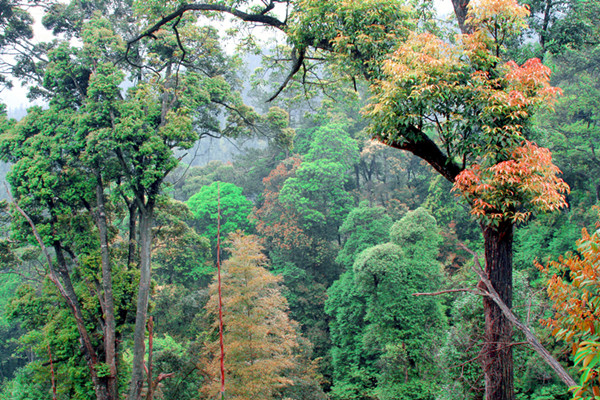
[459,243,577,389]
[413,288,481,296]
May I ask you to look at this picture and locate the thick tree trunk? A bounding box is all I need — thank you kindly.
[94,174,118,400]
[128,206,154,400]
[482,220,515,400]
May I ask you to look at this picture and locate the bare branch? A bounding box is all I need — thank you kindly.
[126,3,285,52]
[413,288,482,296]
[459,243,577,389]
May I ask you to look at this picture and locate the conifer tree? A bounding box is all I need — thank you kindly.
[200,232,319,400]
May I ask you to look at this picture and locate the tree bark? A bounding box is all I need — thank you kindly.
[128,202,138,269]
[128,206,154,400]
[452,0,472,34]
[482,220,515,400]
[94,172,118,400]
[465,247,577,389]
[383,128,462,183]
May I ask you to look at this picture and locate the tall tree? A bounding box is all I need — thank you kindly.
[200,232,323,400]
[326,203,393,400]
[327,207,447,399]
[365,3,568,398]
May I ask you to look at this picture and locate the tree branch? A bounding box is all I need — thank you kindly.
[413,288,481,296]
[459,243,577,389]
[267,47,306,102]
[381,127,463,183]
[126,3,285,51]
[5,184,101,374]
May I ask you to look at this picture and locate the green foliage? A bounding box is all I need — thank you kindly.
[0,366,48,400]
[336,202,393,269]
[170,161,237,202]
[424,176,481,243]
[536,69,600,206]
[0,274,26,384]
[4,281,100,399]
[289,0,414,78]
[146,333,203,400]
[326,266,374,400]
[328,207,446,399]
[437,290,484,400]
[278,123,358,242]
[279,160,354,238]
[0,0,34,90]
[3,0,599,398]
[186,181,254,248]
[0,6,259,397]
[304,123,360,170]
[389,207,440,258]
[522,0,600,56]
[438,262,570,400]
[513,212,582,271]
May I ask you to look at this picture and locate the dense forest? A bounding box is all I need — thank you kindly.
[0,0,599,399]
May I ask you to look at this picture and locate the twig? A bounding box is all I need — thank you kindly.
[413,288,481,296]
[216,183,226,399]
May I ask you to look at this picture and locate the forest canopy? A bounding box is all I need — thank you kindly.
[0,0,599,399]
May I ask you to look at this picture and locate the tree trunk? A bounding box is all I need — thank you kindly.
[95,173,118,400]
[482,220,515,400]
[128,206,154,400]
[452,0,472,34]
[128,202,138,268]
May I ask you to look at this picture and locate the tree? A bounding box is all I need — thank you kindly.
[279,123,359,245]
[130,1,571,396]
[253,152,347,384]
[0,0,36,91]
[325,203,394,400]
[365,3,568,397]
[200,232,323,400]
[327,207,447,399]
[186,181,255,249]
[335,201,393,270]
[152,198,212,287]
[519,0,600,59]
[253,156,308,252]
